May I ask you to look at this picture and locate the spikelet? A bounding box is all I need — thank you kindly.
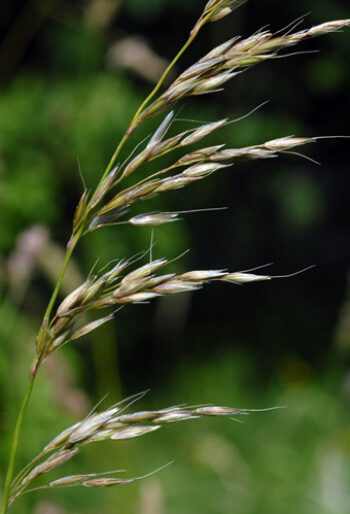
[11,400,277,500]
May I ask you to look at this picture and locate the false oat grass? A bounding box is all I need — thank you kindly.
[1,1,349,511]
[8,394,280,505]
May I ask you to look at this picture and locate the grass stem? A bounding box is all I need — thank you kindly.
[1,230,82,510]
[1,375,35,514]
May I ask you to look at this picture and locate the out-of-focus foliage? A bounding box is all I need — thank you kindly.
[0,0,349,512]
[125,0,202,17]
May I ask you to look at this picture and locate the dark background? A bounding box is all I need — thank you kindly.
[0,1,349,513]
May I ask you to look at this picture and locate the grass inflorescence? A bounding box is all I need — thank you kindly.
[1,1,349,512]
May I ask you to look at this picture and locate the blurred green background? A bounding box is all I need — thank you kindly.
[0,0,350,513]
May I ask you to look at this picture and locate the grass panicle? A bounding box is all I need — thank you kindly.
[9,401,278,503]
[1,1,349,512]
[33,260,308,369]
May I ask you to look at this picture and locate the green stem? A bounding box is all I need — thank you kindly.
[1,229,82,511]
[43,232,80,324]
[127,35,196,129]
[1,375,35,514]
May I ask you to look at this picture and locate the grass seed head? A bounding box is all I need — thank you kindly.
[43,422,82,454]
[176,145,225,166]
[181,120,228,146]
[227,32,271,55]
[71,315,114,341]
[83,477,133,487]
[307,19,350,36]
[144,274,177,288]
[192,71,238,94]
[153,411,199,423]
[183,162,230,177]
[199,37,240,62]
[116,276,153,297]
[21,450,79,487]
[222,272,272,284]
[195,406,241,416]
[69,408,120,444]
[110,425,161,440]
[11,5,350,507]
[178,270,227,281]
[90,166,119,209]
[263,136,315,151]
[155,175,199,193]
[153,280,202,295]
[117,292,161,303]
[146,111,175,151]
[49,474,97,487]
[121,259,167,284]
[178,58,222,82]
[209,7,233,22]
[73,191,89,232]
[121,148,154,180]
[81,279,107,305]
[87,429,116,443]
[97,181,159,215]
[210,147,275,162]
[129,212,179,226]
[114,411,161,424]
[48,330,72,353]
[56,283,88,317]
[149,133,185,160]
[104,260,130,281]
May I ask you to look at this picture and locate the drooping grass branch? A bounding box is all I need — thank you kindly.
[9,398,281,504]
[1,1,349,511]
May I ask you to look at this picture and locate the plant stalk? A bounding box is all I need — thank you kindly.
[43,232,80,323]
[1,375,35,514]
[1,230,82,511]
